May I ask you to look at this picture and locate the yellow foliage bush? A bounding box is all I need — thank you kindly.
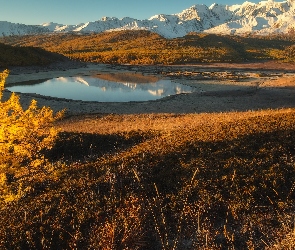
[0,70,63,175]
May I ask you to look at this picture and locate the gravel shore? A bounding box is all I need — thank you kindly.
[3,62,295,115]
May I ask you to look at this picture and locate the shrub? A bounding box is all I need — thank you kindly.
[0,70,63,200]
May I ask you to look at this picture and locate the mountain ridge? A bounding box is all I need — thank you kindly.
[1,0,295,38]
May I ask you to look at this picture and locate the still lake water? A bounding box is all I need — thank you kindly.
[7,73,196,102]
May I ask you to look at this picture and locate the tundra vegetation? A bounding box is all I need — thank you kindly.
[0,69,294,248]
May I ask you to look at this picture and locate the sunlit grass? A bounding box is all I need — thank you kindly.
[1,109,295,249]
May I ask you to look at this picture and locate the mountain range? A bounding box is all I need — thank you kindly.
[1,0,295,38]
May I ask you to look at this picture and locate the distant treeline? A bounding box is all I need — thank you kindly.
[1,30,295,65]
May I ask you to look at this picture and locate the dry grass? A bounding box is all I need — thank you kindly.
[1,108,295,249]
[57,109,295,137]
[260,75,295,88]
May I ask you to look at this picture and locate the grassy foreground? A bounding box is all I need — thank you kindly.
[1,109,295,249]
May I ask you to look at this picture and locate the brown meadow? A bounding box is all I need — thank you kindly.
[1,108,295,249]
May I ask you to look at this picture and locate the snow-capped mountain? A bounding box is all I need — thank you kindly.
[1,0,295,38]
[0,21,48,36]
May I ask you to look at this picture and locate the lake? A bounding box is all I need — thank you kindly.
[7,72,196,102]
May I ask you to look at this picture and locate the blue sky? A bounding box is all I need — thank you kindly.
[2,0,259,25]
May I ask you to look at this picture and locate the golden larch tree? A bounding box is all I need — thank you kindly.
[0,69,63,175]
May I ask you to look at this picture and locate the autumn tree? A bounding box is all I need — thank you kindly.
[0,70,63,198]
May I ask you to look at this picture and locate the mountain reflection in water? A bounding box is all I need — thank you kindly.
[7,72,196,102]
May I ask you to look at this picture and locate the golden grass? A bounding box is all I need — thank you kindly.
[57,108,295,137]
[260,75,295,88]
[1,108,295,249]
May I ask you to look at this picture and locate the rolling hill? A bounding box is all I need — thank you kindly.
[0,42,73,68]
[1,30,295,65]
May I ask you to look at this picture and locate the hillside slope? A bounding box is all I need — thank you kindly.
[1,31,295,65]
[0,42,72,68]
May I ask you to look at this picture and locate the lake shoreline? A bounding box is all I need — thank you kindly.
[3,62,295,116]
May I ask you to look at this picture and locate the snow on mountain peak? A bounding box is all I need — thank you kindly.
[177,4,210,21]
[1,0,295,38]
